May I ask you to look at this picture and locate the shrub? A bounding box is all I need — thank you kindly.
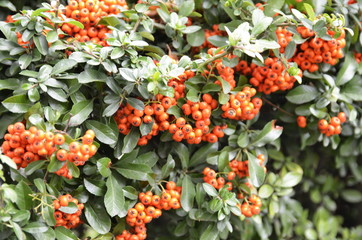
[0,0,361,239]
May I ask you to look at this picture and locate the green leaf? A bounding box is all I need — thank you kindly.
[251,120,283,147]
[172,142,189,169]
[190,142,218,167]
[180,175,195,212]
[33,35,48,55]
[54,226,78,240]
[11,210,30,222]
[286,85,318,104]
[25,160,45,175]
[264,0,285,17]
[86,120,118,145]
[46,30,58,43]
[303,3,315,20]
[251,9,273,36]
[186,29,205,47]
[200,223,218,240]
[280,172,303,188]
[122,127,140,153]
[105,174,125,217]
[18,54,32,69]
[96,158,112,178]
[179,0,195,16]
[336,54,358,86]
[115,163,152,181]
[15,181,33,210]
[67,161,80,178]
[85,202,111,234]
[246,152,265,188]
[220,77,231,94]
[127,97,145,110]
[84,178,106,196]
[140,122,153,136]
[119,68,136,82]
[47,88,68,102]
[78,68,107,83]
[0,79,19,90]
[218,150,229,172]
[10,221,26,240]
[341,189,362,203]
[59,202,78,214]
[51,59,77,75]
[202,183,218,197]
[1,154,17,169]
[161,154,175,179]
[258,184,274,198]
[23,222,48,233]
[67,99,94,127]
[237,131,249,148]
[2,94,33,113]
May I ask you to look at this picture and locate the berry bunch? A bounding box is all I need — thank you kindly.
[275,27,293,54]
[168,70,195,100]
[202,167,233,190]
[318,112,347,136]
[116,181,182,240]
[1,122,65,168]
[61,0,128,45]
[221,87,262,121]
[176,94,223,144]
[296,116,307,128]
[238,194,262,218]
[228,154,266,179]
[291,27,345,72]
[53,194,84,229]
[1,122,97,178]
[238,57,302,94]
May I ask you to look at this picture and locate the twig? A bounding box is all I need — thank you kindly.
[262,96,294,117]
[63,113,72,132]
[199,50,230,69]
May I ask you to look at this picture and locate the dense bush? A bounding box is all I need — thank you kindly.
[0,0,361,239]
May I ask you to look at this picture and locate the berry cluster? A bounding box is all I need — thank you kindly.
[54,130,98,179]
[275,27,293,54]
[1,122,65,168]
[61,0,128,45]
[1,122,97,179]
[238,57,302,94]
[168,70,194,99]
[206,48,236,89]
[202,167,233,190]
[221,87,262,121]
[238,194,262,218]
[228,154,266,179]
[116,181,182,240]
[53,194,84,229]
[318,112,347,136]
[291,27,345,72]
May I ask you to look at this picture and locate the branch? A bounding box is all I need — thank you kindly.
[262,96,294,117]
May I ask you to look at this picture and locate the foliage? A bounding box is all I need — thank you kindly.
[0,0,361,239]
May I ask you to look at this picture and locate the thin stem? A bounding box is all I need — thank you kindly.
[262,96,294,117]
[131,17,142,34]
[199,50,230,69]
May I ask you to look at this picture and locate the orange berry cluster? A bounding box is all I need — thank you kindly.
[221,87,262,121]
[114,95,177,146]
[54,130,98,179]
[355,52,362,63]
[296,116,307,128]
[237,57,302,94]
[61,0,128,45]
[5,16,34,49]
[202,167,233,190]
[168,70,195,100]
[177,94,225,144]
[206,48,236,90]
[318,112,347,136]
[275,27,293,54]
[291,27,345,72]
[238,194,262,218]
[116,181,182,240]
[228,154,266,179]
[1,122,65,168]
[53,194,84,229]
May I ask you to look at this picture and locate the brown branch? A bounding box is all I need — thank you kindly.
[262,96,294,117]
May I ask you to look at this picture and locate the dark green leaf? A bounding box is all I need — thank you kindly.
[202,183,218,197]
[54,226,78,240]
[264,0,285,17]
[200,223,218,240]
[68,99,94,126]
[23,222,48,234]
[237,131,249,148]
[15,181,33,210]
[161,154,175,179]
[51,59,77,75]
[172,142,189,169]
[78,68,107,83]
[2,94,32,113]
[218,150,229,172]
[127,97,145,110]
[251,120,283,147]
[59,202,79,214]
[84,178,106,196]
[105,174,125,217]
[341,189,362,203]
[25,160,45,175]
[115,163,152,181]
[280,172,303,188]
[96,158,112,177]
[186,29,205,47]
[246,152,265,187]
[86,120,118,145]
[180,175,195,212]
[33,35,48,55]
[286,85,318,104]
[122,127,140,153]
[190,142,218,167]
[85,202,111,234]
[179,0,195,16]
